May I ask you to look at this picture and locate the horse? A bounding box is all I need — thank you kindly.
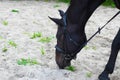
[49,0,120,80]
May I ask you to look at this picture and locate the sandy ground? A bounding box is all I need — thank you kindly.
[0,1,120,80]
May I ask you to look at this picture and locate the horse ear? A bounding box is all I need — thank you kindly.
[49,16,63,26]
[58,10,65,17]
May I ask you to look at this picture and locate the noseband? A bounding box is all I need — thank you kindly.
[55,11,120,60]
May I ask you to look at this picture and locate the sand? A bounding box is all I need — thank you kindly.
[0,1,120,80]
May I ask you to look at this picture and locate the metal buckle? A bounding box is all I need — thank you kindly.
[64,54,72,60]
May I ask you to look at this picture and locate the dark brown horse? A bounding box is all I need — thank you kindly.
[49,0,120,80]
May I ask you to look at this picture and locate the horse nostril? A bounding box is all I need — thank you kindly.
[55,53,71,69]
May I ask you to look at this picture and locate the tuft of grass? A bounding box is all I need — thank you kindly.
[17,58,39,66]
[8,40,17,48]
[40,47,46,55]
[84,46,96,50]
[2,21,8,26]
[2,47,8,52]
[92,46,97,50]
[44,0,49,2]
[39,36,53,43]
[53,4,60,8]
[30,32,42,39]
[65,66,76,72]
[57,0,70,3]
[84,46,90,50]
[11,9,19,13]
[86,72,93,78]
[102,0,115,7]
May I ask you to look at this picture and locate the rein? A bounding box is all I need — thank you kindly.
[55,11,120,60]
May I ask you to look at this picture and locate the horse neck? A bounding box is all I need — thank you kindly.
[66,0,105,33]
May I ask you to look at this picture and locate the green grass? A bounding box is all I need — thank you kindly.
[84,46,97,50]
[8,40,17,48]
[84,46,91,50]
[11,9,19,13]
[2,21,8,26]
[103,0,115,7]
[57,0,70,3]
[86,72,93,78]
[92,46,97,50]
[2,47,8,52]
[65,66,76,72]
[17,58,39,66]
[30,32,54,43]
[30,32,42,39]
[40,47,46,55]
[44,0,49,2]
[53,4,60,8]
[39,36,53,43]
[35,0,49,2]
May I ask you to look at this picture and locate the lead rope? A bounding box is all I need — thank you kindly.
[87,11,120,43]
[71,11,120,58]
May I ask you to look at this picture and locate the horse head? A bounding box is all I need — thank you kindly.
[49,10,87,69]
[49,0,105,69]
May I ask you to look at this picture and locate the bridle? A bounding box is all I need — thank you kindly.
[55,13,81,60]
[55,11,120,60]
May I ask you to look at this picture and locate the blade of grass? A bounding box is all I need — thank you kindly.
[84,46,90,50]
[17,58,39,65]
[65,66,76,72]
[8,40,17,48]
[53,4,60,8]
[2,47,8,52]
[86,72,93,78]
[17,58,27,65]
[39,36,53,43]
[40,47,45,55]
[30,32,42,39]
[2,21,8,26]
[11,9,19,13]
[92,46,97,50]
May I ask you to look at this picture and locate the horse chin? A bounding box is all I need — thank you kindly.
[57,60,71,69]
[55,53,71,69]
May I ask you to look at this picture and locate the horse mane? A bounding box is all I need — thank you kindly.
[66,0,105,25]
